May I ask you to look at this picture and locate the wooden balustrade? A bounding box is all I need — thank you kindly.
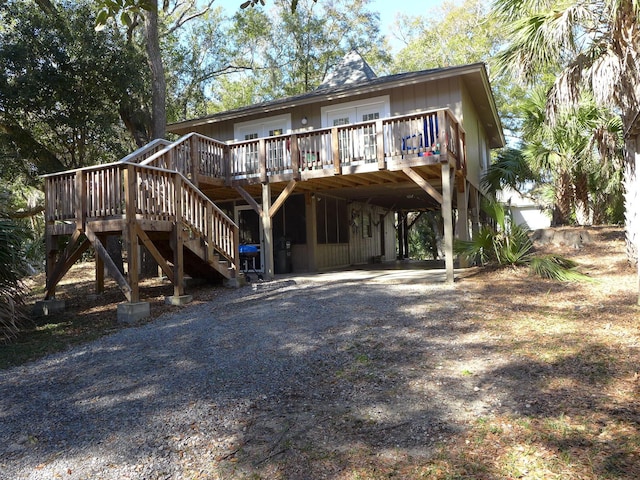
[296,129,330,170]
[192,133,226,178]
[44,161,238,271]
[187,108,465,183]
[134,165,177,222]
[45,172,76,222]
[85,165,125,218]
[119,138,172,164]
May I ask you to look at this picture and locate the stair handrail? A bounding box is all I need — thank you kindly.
[139,132,228,181]
[130,163,238,269]
[44,160,238,273]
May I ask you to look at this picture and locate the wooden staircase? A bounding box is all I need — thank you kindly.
[43,135,240,304]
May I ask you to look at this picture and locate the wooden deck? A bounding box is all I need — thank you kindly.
[43,108,466,303]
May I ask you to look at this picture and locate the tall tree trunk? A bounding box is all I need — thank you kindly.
[553,171,573,225]
[624,135,639,304]
[140,2,166,277]
[144,2,166,140]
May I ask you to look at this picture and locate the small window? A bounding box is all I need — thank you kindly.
[244,133,258,140]
[362,112,379,122]
[269,128,283,136]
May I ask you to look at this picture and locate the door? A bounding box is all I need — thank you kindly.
[235,206,264,272]
[327,111,353,163]
[322,96,390,164]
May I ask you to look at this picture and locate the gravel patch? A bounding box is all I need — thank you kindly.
[0,276,510,479]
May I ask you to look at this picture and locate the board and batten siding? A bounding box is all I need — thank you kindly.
[317,202,396,271]
[460,82,489,190]
[388,77,462,120]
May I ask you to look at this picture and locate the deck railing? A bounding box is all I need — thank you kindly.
[195,108,466,183]
[111,108,465,187]
[118,138,172,164]
[44,162,238,269]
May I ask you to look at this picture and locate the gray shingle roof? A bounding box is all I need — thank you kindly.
[316,50,377,90]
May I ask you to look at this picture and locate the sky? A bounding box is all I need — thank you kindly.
[211,0,444,52]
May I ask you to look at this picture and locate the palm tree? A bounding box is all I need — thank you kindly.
[455,200,588,281]
[520,88,623,225]
[493,0,640,301]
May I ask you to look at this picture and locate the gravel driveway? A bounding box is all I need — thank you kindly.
[1,272,509,479]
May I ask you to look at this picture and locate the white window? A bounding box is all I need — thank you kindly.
[320,95,390,129]
[233,114,291,141]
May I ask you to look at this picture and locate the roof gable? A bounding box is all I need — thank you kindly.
[317,51,377,90]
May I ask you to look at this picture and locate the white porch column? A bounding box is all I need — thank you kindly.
[441,163,455,284]
[261,183,274,279]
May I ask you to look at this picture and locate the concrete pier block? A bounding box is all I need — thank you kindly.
[117,302,150,323]
[164,295,193,306]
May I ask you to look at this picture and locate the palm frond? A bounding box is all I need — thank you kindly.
[529,254,594,282]
[454,226,495,265]
[495,222,534,265]
[481,148,537,195]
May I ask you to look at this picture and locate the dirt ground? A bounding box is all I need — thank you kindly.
[14,225,640,479]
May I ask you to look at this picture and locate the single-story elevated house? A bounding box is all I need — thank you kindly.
[40,52,504,319]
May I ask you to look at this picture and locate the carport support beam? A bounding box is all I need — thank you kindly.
[261,183,274,279]
[441,163,455,284]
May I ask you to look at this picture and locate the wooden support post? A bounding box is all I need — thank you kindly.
[85,227,132,302]
[173,175,185,297]
[396,211,404,260]
[45,232,57,298]
[124,164,140,302]
[331,127,341,175]
[189,134,199,186]
[95,234,106,294]
[75,170,86,231]
[376,118,385,170]
[269,180,297,218]
[305,191,317,272]
[261,182,274,279]
[441,162,454,284]
[224,145,232,186]
[403,213,409,259]
[290,134,301,180]
[259,138,267,183]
